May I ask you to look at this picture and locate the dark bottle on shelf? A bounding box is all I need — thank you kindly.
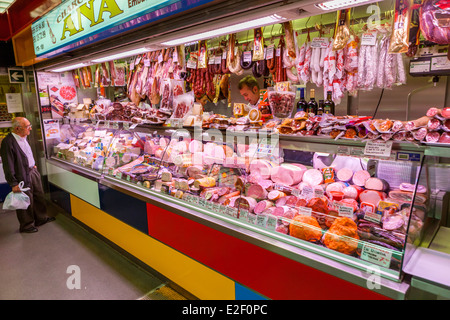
[306,89,318,114]
[296,87,307,113]
[324,91,335,115]
[317,100,324,115]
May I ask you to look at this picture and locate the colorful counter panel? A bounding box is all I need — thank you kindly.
[49,181,390,300]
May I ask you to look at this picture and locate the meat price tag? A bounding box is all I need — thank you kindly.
[247,213,257,224]
[360,243,393,268]
[291,188,301,197]
[212,202,220,214]
[311,37,329,49]
[361,31,378,46]
[214,56,222,65]
[144,59,151,67]
[256,214,268,228]
[298,206,312,217]
[338,205,354,217]
[266,45,274,60]
[266,215,277,230]
[239,209,249,222]
[301,185,314,199]
[243,51,252,63]
[314,189,324,198]
[364,140,393,158]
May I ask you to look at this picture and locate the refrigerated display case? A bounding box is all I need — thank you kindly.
[42,117,450,298]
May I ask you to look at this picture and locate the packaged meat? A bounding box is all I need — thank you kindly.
[268,90,295,118]
[249,159,275,179]
[289,215,323,243]
[325,182,346,198]
[268,190,286,201]
[359,190,386,207]
[426,131,441,143]
[253,200,274,214]
[420,0,450,45]
[302,169,324,186]
[247,184,268,200]
[399,182,427,193]
[352,170,371,187]
[332,9,351,51]
[427,118,441,130]
[336,167,353,182]
[443,107,450,119]
[413,127,428,141]
[235,196,257,213]
[270,163,307,186]
[365,177,390,192]
[389,0,413,53]
[343,185,363,200]
[323,217,359,255]
[439,132,450,143]
[389,190,427,204]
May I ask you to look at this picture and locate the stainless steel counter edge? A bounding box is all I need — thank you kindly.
[45,158,410,299]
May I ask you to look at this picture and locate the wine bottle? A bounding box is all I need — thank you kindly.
[296,88,307,112]
[324,91,335,115]
[307,89,318,114]
[317,100,324,115]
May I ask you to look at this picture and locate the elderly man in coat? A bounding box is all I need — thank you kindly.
[1,117,54,233]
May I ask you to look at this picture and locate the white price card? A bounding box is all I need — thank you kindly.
[243,51,252,63]
[361,31,378,46]
[247,213,257,225]
[256,214,268,228]
[266,45,274,60]
[310,37,329,48]
[266,215,277,230]
[360,243,393,268]
[298,206,312,216]
[239,209,249,222]
[212,202,221,214]
[364,140,393,158]
[338,205,354,218]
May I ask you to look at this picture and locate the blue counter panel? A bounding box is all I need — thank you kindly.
[49,182,72,215]
[98,184,148,234]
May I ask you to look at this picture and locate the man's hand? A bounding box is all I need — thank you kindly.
[12,185,21,193]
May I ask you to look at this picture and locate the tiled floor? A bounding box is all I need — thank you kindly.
[0,204,178,300]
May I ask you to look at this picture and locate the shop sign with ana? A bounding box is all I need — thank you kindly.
[31,0,214,57]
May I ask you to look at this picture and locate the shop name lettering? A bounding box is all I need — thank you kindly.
[59,0,124,41]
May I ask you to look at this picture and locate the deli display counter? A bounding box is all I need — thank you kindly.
[31,0,450,300]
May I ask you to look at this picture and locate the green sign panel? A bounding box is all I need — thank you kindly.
[31,0,174,56]
[8,68,25,83]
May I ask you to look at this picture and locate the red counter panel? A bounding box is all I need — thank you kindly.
[146,202,390,300]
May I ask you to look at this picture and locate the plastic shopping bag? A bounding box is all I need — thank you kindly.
[2,181,30,210]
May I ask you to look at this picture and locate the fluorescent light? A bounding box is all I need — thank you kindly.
[161,15,286,46]
[91,47,151,63]
[50,63,89,73]
[315,0,373,10]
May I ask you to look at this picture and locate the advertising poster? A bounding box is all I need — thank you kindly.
[37,72,78,119]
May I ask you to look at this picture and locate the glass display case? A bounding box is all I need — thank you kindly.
[44,120,450,283]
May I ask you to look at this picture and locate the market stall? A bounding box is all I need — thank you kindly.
[31,0,450,299]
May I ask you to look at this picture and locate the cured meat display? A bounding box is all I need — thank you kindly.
[53,118,431,273]
[44,2,450,279]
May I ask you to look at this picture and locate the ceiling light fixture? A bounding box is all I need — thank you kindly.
[91,47,152,63]
[161,14,286,46]
[50,62,89,73]
[315,0,374,10]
